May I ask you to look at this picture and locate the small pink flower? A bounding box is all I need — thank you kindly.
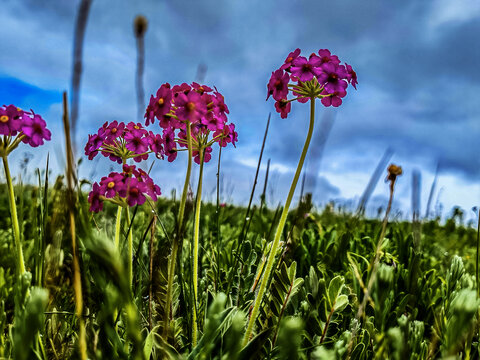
[88,183,104,213]
[145,84,172,125]
[125,177,147,207]
[317,63,348,94]
[267,69,290,101]
[175,91,207,123]
[321,88,346,107]
[290,56,322,82]
[274,100,291,119]
[21,113,51,147]
[280,48,301,71]
[0,105,23,136]
[345,63,358,89]
[317,49,340,66]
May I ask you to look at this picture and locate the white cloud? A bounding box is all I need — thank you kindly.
[428,0,480,32]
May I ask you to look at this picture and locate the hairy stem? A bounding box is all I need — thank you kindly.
[2,155,25,275]
[243,98,316,346]
[192,147,205,347]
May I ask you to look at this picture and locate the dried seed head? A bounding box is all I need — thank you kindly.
[133,15,148,38]
[387,164,402,182]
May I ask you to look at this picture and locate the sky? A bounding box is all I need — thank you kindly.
[1,0,480,222]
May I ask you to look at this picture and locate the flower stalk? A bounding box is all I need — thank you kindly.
[2,155,26,275]
[243,97,316,345]
[115,205,123,249]
[164,122,193,337]
[192,146,205,347]
[126,207,133,292]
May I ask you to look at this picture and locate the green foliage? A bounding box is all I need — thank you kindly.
[1,173,480,359]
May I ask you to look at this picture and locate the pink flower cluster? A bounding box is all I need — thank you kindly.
[0,105,51,147]
[267,49,357,117]
[85,121,164,163]
[145,82,237,163]
[88,164,161,212]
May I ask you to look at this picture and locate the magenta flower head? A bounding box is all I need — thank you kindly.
[144,82,237,164]
[266,48,357,117]
[88,164,161,212]
[85,121,163,164]
[0,105,51,157]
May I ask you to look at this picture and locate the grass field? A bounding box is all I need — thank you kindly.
[1,171,479,359]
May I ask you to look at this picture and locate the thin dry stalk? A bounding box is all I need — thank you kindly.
[71,0,93,149]
[134,15,148,121]
[62,92,87,360]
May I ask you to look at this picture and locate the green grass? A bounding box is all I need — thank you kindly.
[0,176,479,359]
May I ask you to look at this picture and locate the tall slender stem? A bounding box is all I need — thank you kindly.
[115,206,123,249]
[2,156,25,275]
[177,122,193,234]
[126,207,133,292]
[476,209,480,298]
[62,92,86,360]
[164,122,193,338]
[242,98,316,346]
[192,147,205,347]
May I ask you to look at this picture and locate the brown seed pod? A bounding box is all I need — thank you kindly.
[133,15,148,38]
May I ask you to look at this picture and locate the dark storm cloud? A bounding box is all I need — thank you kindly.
[1,0,479,212]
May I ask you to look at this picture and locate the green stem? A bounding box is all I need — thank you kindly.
[126,207,133,292]
[192,147,205,347]
[115,206,123,249]
[476,209,480,298]
[164,122,193,338]
[2,155,25,275]
[242,97,316,346]
[177,122,193,235]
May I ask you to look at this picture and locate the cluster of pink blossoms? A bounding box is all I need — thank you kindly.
[85,121,164,211]
[267,49,357,117]
[145,82,237,163]
[88,164,161,212]
[86,82,235,212]
[84,120,164,163]
[0,104,51,148]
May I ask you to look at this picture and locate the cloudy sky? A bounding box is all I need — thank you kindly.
[1,0,480,221]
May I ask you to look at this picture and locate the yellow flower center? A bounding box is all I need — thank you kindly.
[107,181,115,189]
[134,125,140,129]
[111,127,117,133]
[0,115,9,123]
[158,98,164,106]
[186,102,195,111]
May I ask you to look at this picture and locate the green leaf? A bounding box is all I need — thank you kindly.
[333,294,348,313]
[238,328,273,360]
[327,275,345,308]
[143,326,156,360]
